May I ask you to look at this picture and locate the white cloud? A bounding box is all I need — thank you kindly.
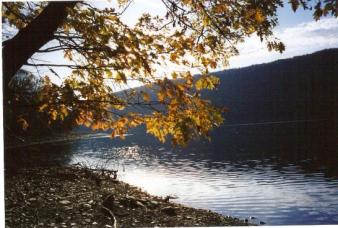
[228,18,338,69]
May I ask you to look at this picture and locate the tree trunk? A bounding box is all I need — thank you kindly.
[2,1,78,103]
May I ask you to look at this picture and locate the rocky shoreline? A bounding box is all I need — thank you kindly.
[5,165,251,227]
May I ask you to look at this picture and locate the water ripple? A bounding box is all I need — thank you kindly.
[63,136,338,225]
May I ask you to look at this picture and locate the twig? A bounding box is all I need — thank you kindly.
[102,205,117,228]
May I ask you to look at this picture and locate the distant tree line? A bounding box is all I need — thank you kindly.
[4,70,75,143]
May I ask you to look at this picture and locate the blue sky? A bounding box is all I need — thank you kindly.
[277,3,314,28]
[226,1,338,68]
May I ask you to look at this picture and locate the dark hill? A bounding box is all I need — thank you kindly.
[205,48,338,124]
[124,48,338,164]
[192,48,338,163]
[77,49,338,158]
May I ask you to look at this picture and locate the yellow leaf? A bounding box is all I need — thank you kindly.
[170,53,178,62]
[214,4,227,13]
[112,104,125,110]
[195,75,220,90]
[202,17,211,26]
[157,91,165,103]
[60,105,68,117]
[17,118,29,130]
[38,103,48,112]
[142,92,151,103]
[171,72,178,79]
[119,134,126,140]
[50,110,58,121]
[196,43,205,53]
[115,71,127,83]
[106,70,113,78]
[255,10,265,23]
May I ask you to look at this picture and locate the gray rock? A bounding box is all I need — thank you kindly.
[59,200,71,205]
[64,206,73,211]
[135,200,146,209]
[83,203,91,209]
[149,200,159,205]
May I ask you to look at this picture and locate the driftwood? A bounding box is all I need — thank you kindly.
[164,195,179,202]
[102,206,117,228]
[102,194,118,228]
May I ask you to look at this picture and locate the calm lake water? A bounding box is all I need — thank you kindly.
[6,121,338,225]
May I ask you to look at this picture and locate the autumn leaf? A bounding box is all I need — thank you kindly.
[17,117,29,130]
[195,75,220,90]
[115,71,127,83]
[141,92,151,103]
[170,53,179,62]
[255,10,265,23]
[157,91,166,103]
[105,70,113,78]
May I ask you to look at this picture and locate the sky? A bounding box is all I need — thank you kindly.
[101,0,338,69]
[15,0,338,82]
[229,17,338,68]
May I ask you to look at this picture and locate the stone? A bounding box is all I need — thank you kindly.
[103,195,115,209]
[59,200,71,205]
[161,206,177,216]
[135,200,146,209]
[83,203,91,209]
[148,200,159,206]
[64,206,73,211]
[55,215,63,223]
[114,209,129,217]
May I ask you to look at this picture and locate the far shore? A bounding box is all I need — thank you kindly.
[5,165,252,227]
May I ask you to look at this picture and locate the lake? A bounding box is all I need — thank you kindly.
[5,120,338,225]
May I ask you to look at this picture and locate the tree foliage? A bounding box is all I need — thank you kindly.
[2,0,336,145]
